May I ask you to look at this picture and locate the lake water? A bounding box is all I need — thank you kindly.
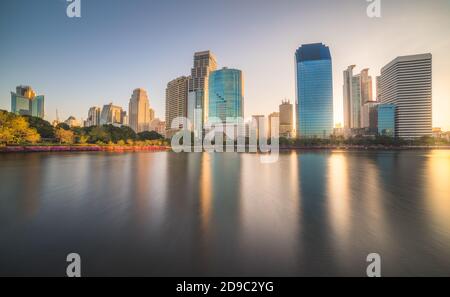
[1,150,450,276]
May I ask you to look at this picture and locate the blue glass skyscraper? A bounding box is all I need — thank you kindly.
[295,43,333,138]
[208,67,243,123]
[11,85,45,118]
[378,104,396,137]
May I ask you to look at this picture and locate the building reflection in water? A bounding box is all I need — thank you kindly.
[1,150,450,276]
[426,150,450,247]
[327,152,351,265]
[199,153,212,235]
[18,154,43,219]
[239,152,300,276]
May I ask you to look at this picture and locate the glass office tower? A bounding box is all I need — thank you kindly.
[11,86,45,118]
[208,68,243,124]
[295,43,333,138]
[378,104,396,137]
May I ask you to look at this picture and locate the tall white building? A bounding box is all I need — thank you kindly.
[128,88,151,133]
[343,66,373,129]
[343,65,356,129]
[380,54,432,138]
[165,76,189,137]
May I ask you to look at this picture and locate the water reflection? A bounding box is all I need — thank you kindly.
[239,152,300,276]
[327,152,351,271]
[0,151,450,276]
[426,150,450,246]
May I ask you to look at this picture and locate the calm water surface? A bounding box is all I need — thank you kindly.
[1,150,450,276]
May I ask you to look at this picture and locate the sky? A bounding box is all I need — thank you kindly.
[0,0,449,130]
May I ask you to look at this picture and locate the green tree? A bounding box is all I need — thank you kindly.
[138,130,164,141]
[0,110,40,145]
[55,127,74,144]
[24,115,55,139]
[88,126,110,143]
[56,122,71,131]
[120,126,137,141]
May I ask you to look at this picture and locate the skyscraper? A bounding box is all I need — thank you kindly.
[279,100,294,138]
[380,54,432,138]
[343,65,356,129]
[376,76,381,102]
[362,101,379,132]
[360,69,373,128]
[86,106,100,127]
[149,108,155,123]
[351,73,362,129]
[10,85,45,118]
[100,103,125,126]
[208,68,244,123]
[188,51,218,129]
[129,88,151,133]
[295,43,333,138]
[343,67,373,129]
[165,76,189,137]
[378,104,396,137]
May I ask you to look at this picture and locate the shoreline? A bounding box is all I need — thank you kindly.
[1,144,450,153]
[0,145,171,153]
[279,145,450,151]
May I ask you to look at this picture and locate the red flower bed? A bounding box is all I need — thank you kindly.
[1,145,170,153]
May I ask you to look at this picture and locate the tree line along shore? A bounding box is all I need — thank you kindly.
[1,110,449,152]
[0,110,169,148]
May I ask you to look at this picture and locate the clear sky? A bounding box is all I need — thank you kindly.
[1,0,449,130]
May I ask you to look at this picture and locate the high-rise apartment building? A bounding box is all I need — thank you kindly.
[360,69,373,128]
[10,85,45,118]
[279,100,294,138]
[188,51,218,130]
[379,54,432,138]
[86,107,101,127]
[343,65,355,129]
[165,76,189,137]
[129,88,151,133]
[295,43,333,138]
[343,67,373,129]
[100,103,125,126]
[376,76,381,102]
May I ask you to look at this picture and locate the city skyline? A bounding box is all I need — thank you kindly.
[1,0,449,130]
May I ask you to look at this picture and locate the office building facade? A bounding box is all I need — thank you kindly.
[100,103,125,126]
[279,100,294,138]
[379,54,432,138]
[295,43,333,138]
[343,67,373,129]
[129,88,151,133]
[166,76,189,136]
[86,107,101,127]
[10,85,45,118]
[378,104,396,137]
[208,68,244,123]
[188,51,218,129]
